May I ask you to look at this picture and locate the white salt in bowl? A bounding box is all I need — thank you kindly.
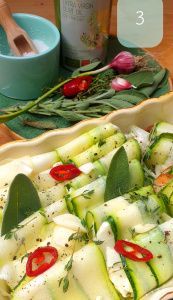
[0,14,60,100]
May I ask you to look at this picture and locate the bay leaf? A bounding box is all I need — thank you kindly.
[122,70,154,88]
[72,61,102,77]
[1,174,42,236]
[104,146,130,202]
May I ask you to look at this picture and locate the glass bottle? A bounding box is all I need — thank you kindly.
[54,0,112,71]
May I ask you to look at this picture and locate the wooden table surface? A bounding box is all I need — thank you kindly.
[1,0,173,146]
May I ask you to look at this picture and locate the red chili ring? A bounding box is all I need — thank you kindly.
[26,246,58,277]
[49,164,81,181]
[114,240,153,262]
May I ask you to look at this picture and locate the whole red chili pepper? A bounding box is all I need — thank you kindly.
[63,76,92,97]
[114,240,153,262]
[26,246,58,277]
[49,164,82,181]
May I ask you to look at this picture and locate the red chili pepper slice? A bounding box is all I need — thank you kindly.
[26,246,58,277]
[49,164,82,181]
[63,76,92,97]
[114,240,153,262]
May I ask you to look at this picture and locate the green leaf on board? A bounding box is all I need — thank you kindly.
[75,102,90,111]
[122,70,154,88]
[95,99,134,109]
[138,68,166,97]
[22,119,57,130]
[1,174,42,236]
[157,68,170,89]
[112,89,147,105]
[55,110,89,121]
[104,146,130,201]
[86,89,116,101]
[72,61,102,77]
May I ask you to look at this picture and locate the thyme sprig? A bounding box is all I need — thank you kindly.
[59,223,103,293]
[4,224,25,241]
[65,190,95,208]
[4,216,37,241]
[81,189,95,199]
[143,123,157,161]
[128,227,136,238]
[59,228,81,293]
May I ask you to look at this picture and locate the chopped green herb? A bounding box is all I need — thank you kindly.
[167,167,173,174]
[39,208,46,217]
[81,189,95,199]
[98,140,106,147]
[64,258,73,272]
[93,240,104,245]
[151,206,160,213]
[145,147,153,160]
[65,183,71,192]
[128,227,136,238]
[68,232,84,243]
[4,224,24,241]
[81,218,87,228]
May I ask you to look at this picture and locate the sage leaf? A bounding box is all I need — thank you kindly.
[86,89,116,101]
[157,68,170,89]
[122,70,154,88]
[75,102,90,111]
[138,69,166,97]
[104,146,130,201]
[55,110,89,121]
[1,174,42,236]
[0,77,72,124]
[52,98,63,109]
[72,61,102,77]
[22,119,57,130]
[112,90,147,105]
[94,99,134,109]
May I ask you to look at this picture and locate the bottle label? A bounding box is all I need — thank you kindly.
[59,0,111,70]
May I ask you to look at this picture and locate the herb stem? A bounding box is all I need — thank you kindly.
[0,73,92,123]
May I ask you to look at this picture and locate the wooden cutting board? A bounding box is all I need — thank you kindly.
[0,124,25,146]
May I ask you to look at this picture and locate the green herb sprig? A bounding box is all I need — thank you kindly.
[0,68,169,124]
[59,228,81,293]
[4,224,24,241]
[59,224,103,293]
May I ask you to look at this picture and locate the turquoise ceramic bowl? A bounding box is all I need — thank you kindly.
[0,14,60,100]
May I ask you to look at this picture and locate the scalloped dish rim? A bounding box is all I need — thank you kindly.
[1,91,173,162]
[0,91,173,299]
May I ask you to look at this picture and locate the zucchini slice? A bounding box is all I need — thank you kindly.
[12,243,120,300]
[144,133,173,170]
[134,226,173,286]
